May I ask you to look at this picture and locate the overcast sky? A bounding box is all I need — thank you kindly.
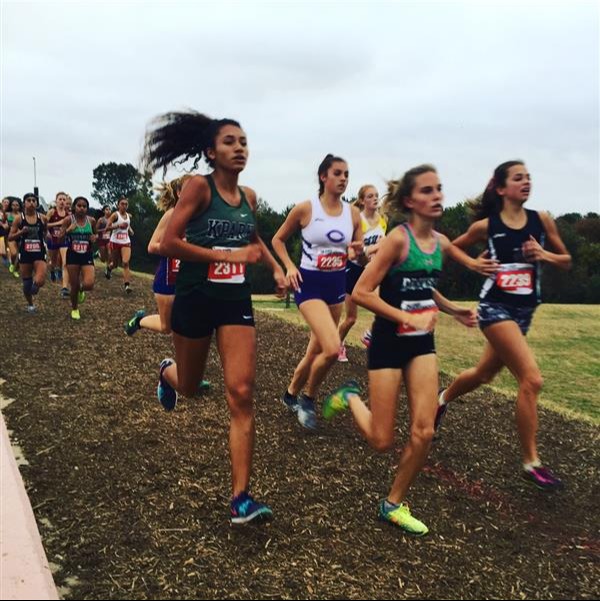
[2,0,598,216]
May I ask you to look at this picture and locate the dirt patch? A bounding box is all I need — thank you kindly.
[1,268,598,599]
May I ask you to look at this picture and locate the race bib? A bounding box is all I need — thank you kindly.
[102,230,111,240]
[316,251,347,271]
[496,263,534,295]
[24,240,42,253]
[396,299,439,337]
[115,230,128,242]
[207,247,246,284]
[166,258,180,286]
[72,240,90,254]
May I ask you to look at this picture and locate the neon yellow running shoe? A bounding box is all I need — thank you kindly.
[71,309,81,320]
[78,290,86,304]
[378,500,429,536]
[323,380,360,420]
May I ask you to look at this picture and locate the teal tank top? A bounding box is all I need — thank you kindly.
[175,175,256,300]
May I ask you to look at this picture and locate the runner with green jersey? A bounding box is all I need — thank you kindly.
[175,174,256,301]
[322,164,496,536]
[142,110,285,525]
[63,197,97,320]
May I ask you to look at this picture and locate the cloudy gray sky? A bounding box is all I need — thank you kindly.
[2,0,598,215]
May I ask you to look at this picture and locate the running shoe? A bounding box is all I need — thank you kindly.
[522,465,564,490]
[230,491,273,525]
[71,309,81,320]
[124,282,132,294]
[27,305,36,314]
[125,309,145,336]
[9,263,14,273]
[105,266,112,280]
[378,500,429,536]
[297,394,317,430]
[337,344,348,363]
[78,289,86,304]
[157,358,177,411]
[323,380,361,420]
[197,380,211,392]
[60,287,69,299]
[281,390,299,412]
[360,329,372,348]
[12,267,20,279]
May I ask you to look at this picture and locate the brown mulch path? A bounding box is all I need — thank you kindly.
[1,267,598,600]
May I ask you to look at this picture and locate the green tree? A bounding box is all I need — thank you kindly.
[92,162,145,209]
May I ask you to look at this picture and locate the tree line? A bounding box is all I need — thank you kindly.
[91,162,600,304]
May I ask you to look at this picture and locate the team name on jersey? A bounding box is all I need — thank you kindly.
[401,276,438,292]
[364,233,381,246]
[206,219,255,241]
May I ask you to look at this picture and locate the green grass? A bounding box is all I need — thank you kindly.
[254,297,600,424]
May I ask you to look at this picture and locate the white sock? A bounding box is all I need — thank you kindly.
[438,389,447,406]
[523,459,542,472]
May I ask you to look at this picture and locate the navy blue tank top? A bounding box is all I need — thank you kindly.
[479,209,545,307]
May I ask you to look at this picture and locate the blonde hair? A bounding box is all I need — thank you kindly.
[156,174,193,212]
[382,164,436,221]
[353,184,376,211]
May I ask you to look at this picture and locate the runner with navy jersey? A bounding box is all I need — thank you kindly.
[9,193,48,312]
[272,154,363,430]
[435,160,572,490]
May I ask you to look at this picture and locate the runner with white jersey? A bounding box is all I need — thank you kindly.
[272,154,363,430]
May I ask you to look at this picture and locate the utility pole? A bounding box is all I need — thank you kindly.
[33,156,39,198]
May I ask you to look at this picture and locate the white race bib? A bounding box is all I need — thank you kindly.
[24,240,42,253]
[396,299,439,337]
[316,251,347,272]
[207,246,246,284]
[496,263,534,295]
[72,240,90,254]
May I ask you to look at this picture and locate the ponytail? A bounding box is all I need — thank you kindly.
[142,110,241,175]
[383,164,436,222]
[469,160,524,221]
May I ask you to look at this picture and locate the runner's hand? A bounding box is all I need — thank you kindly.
[273,267,287,299]
[473,250,500,276]
[453,307,477,328]
[405,311,437,333]
[286,265,303,292]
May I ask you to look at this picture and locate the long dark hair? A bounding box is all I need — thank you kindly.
[317,153,346,195]
[469,160,524,221]
[142,110,241,175]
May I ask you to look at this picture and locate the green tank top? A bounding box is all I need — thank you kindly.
[375,224,443,334]
[68,216,93,254]
[175,175,256,300]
